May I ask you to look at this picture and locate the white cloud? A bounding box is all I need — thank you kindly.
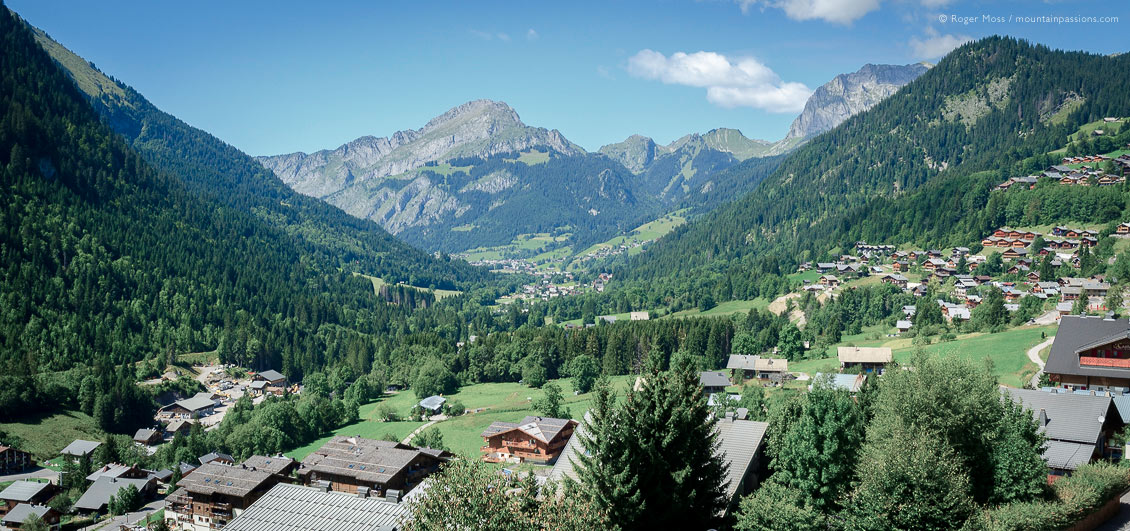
[739,0,881,24]
[909,31,971,59]
[527,28,538,40]
[627,49,812,112]
[497,32,511,42]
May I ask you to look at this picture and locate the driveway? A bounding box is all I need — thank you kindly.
[79,499,164,530]
[1097,490,1130,531]
[1026,336,1055,388]
[0,466,58,484]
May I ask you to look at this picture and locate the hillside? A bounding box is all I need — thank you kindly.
[32,27,485,291]
[622,37,1130,298]
[785,62,931,140]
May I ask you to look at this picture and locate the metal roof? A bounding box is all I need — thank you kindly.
[2,503,54,525]
[0,481,52,502]
[222,483,410,531]
[74,476,153,511]
[257,370,286,382]
[699,371,732,388]
[1042,440,1096,471]
[418,396,446,410]
[60,439,101,457]
[814,373,866,393]
[1003,387,1114,446]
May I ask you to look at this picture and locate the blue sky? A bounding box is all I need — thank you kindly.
[10,0,1128,155]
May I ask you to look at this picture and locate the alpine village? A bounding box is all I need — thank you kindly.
[3,1,1130,530]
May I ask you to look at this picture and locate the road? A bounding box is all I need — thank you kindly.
[1097,490,1130,531]
[1027,336,1055,388]
[79,499,164,530]
[402,415,447,445]
[0,466,58,484]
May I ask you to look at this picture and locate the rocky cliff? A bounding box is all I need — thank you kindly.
[785,63,931,139]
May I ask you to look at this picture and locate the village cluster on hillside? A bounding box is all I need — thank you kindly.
[996,153,1130,190]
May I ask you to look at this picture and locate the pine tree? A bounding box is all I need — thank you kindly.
[575,377,641,525]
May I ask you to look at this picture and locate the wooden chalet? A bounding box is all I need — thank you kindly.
[166,456,295,531]
[0,446,31,474]
[837,347,892,374]
[1045,316,1130,391]
[0,481,58,520]
[481,416,577,465]
[297,437,447,497]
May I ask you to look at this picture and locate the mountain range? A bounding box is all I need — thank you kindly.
[257,62,929,253]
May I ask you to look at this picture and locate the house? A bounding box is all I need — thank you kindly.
[630,311,650,321]
[923,258,946,271]
[252,370,287,388]
[818,275,839,288]
[1044,316,1130,391]
[158,393,219,420]
[59,440,101,463]
[199,452,235,466]
[1004,388,1123,478]
[838,347,892,373]
[74,476,155,514]
[166,457,296,531]
[2,504,60,530]
[1117,222,1130,235]
[896,320,913,333]
[220,483,411,531]
[0,481,58,520]
[813,373,867,394]
[892,261,909,272]
[1002,248,1029,260]
[297,437,447,496]
[166,419,195,437]
[882,274,909,289]
[417,395,446,414]
[247,380,269,396]
[0,445,32,474]
[699,371,732,395]
[134,428,163,446]
[86,463,150,482]
[481,416,578,465]
[1083,281,1111,298]
[815,262,836,273]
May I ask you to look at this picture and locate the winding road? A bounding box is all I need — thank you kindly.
[1026,336,1055,388]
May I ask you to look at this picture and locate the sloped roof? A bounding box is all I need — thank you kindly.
[837,347,892,364]
[699,371,731,388]
[716,418,770,500]
[178,461,278,498]
[86,463,144,482]
[241,455,296,476]
[199,452,235,465]
[74,476,153,511]
[1003,387,1114,446]
[725,354,759,371]
[60,439,101,457]
[2,504,55,525]
[133,428,159,441]
[1044,316,1130,380]
[222,483,410,531]
[1043,440,1096,471]
[0,481,52,502]
[480,416,575,444]
[298,436,443,486]
[258,370,286,381]
[754,358,787,372]
[418,396,446,410]
[814,373,866,393]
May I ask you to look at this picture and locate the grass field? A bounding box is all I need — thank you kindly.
[354,272,462,301]
[0,410,105,460]
[788,324,1055,388]
[505,149,551,166]
[285,376,636,461]
[458,232,572,264]
[576,210,688,258]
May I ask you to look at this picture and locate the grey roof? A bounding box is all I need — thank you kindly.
[1044,316,1130,380]
[222,483,410,531]
[726,354,760,371]
[241,455,296,476]
[298,436,445,487]
[171,393,218,413]
[199,452,235,465]
[716,418,770,500]
[814,373,866,393]
[2,504,54,525]
[249,380,268,389]
[479,416,575,443]
[1042,440,1096,471]
[60,439,101,457]
[257,370,286,382]
[178,461,278,498]
[0,481,52,502]
[1113,395,1130,424]
[150,469,174,482]
[699,371,732,388]
[896,320,912,329]
[74,476,153,511]
[86,463,144,482]
[1003,387,1113,445]
[133,428,160,442]
[418,395,446,410]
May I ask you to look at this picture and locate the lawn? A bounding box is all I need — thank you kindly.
[576,210,687,258]
[0,410,105,460]
[668,298,770,319]
[285,377,636,461]
[788,324,1056,388]
[505,149,551,166]
[354,272,462,301]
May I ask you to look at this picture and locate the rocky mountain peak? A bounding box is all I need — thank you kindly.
[785,62,931,139]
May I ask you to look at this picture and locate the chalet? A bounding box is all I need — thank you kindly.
[418,395,446,414]
[838,347,892,374]
[1118,222,1130,235]
[1061,286,1082,301]
[0,481,58,520]
[818,275,839,288]
[252,370,287,388]
[60,440,100,463]
[993,229,1009,238]
[923,258,945,271]
[630,311,650,321]
[134,428,163,446]
[86,463,150,483]
[907,251,920,261]
[481,416,577,465]
[1044,316,1130,391]
[699,371,732,395]
[1001,248,1028,260]
[896,320,912,333]
[158,393,219,421]
[2,504,60,530]
[892,261,909,272]
[550,411,769,518]
[902,305,917,317]
[0,445,31,474]
[297,437,445,497]
[726,355,786,382]
[882,274,908,289]
[75,476,156,514]
[220,483,411,531]
[964,295,982,308]
[199,452,235,466]
[166,419,194,437]
[815,262,836,273]
[837,263,864,278]
[1004,388,1123,478]
[166,456,295,531]
[1083,281,1111,298]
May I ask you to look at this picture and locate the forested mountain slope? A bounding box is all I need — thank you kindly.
[0,7,480,428]
[623,37,1130,291]
[32,27,486,291]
